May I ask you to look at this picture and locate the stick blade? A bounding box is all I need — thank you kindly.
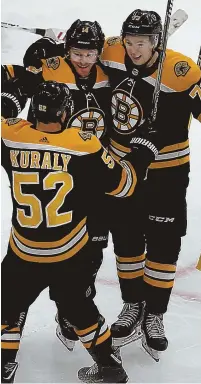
[168,9,188,37]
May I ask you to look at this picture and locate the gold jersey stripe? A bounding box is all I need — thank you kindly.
[75,322,99,337]
[13,217,86,249]
[108,149,121,163]
[144,275,174,289]
[10,232,88,263]
[196,255,201,271]
[146,260,176,272]
[118,269,144,279]
[160,139,189,153]
[1,342,20,350]
[108,167,128,196]
[122,160,137,197]
[110,139,131,153]
[197,113,201,123]
[117,253,145,263]
[6,65,15,79]
[149,155,189,169]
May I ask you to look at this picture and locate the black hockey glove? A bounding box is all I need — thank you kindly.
[23,37,64,70]
[1,78,28,118]
[124,120,165,181]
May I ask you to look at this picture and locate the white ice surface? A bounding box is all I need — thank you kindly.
[1,0,201,382]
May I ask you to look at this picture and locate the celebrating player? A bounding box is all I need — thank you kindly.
[19,19,112,349]
[1,78,164,382]
[100,9,201,360]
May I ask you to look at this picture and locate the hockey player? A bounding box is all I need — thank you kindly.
[23,19,111,146]
[1,80,163,382]
[100,9,201,360]
[3,20,112,350]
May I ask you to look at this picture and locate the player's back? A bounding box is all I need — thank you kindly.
[1,117,103,263]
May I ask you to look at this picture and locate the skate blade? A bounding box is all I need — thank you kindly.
[112,325,143,347]
[142,335,160,362]
[56,325,75,352]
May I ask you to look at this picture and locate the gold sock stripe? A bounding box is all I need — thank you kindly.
[1,342,20,349]
[118,269,144,279]
[83,329,111,349]
[75,322,98,337]
[146,260,176,272]
[143,275,174,288]
[116,253,145,263]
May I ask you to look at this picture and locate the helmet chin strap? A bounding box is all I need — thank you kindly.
[125,50,159,78]
[143,49,158,68]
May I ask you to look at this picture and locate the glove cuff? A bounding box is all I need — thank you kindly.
[130,137,159,157]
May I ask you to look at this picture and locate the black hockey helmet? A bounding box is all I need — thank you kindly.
[121,9,162,47]
[65,19,105,54]
[31,81,74,124]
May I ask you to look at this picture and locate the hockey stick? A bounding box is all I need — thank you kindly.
[1,9,188,42]
[149,0,174,124]
[1,21,47,37]
[197,46,201,68]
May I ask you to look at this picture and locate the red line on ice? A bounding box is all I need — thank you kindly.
[97,262,201,303]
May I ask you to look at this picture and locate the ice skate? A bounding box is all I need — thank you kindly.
[55,312,78,352]
[111,302,144,347]
[142,312,168,362]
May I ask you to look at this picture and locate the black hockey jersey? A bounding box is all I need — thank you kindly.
[101,38,201,169]
[22,38,112,144]
[1,118,137,263]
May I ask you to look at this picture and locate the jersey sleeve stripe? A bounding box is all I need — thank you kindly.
[106,167,128,196]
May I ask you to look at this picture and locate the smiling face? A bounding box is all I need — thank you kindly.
[124,35,154,66]
[69,47,98,77]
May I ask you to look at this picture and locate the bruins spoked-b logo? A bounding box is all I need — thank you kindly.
[111,89,143,134]
[174,61,190,77]
[66,108,106,139]
[46,57,60,70]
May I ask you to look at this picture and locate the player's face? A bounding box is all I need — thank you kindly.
[124,35,154,66]
[69,48,99,77]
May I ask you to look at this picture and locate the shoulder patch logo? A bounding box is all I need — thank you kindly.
[174,61,191,77]
[107,36,121,46]
[46,57,60,70]
[78,131,93,141]
[6,118,21,126]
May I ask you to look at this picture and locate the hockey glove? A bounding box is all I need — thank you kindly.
[23,37,64,70]
[125,120,165,181]
[1,78,28,118]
